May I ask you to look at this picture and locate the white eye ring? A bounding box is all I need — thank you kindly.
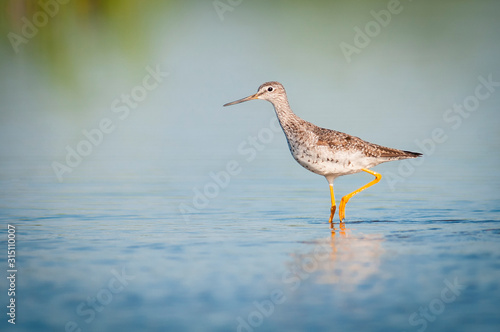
[267,87,274,92]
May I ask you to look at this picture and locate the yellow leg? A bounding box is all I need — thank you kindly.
[328,183,336,228]
[339,168,382,222]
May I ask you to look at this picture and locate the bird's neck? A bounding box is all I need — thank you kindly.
[272,97,303,136]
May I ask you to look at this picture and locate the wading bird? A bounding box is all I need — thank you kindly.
[224,82,421,227]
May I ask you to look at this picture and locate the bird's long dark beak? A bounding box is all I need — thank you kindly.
[223,93,259,107]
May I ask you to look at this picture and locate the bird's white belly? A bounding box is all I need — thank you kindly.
[289,144,380,178]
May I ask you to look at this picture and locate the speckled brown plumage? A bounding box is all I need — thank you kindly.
[312,126,420,159]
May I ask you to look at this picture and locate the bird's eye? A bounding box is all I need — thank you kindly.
[267,87,274,92]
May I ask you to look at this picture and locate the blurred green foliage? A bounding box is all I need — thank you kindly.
[1,0,171,89]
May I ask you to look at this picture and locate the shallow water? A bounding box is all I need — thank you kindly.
[1,151,499,332]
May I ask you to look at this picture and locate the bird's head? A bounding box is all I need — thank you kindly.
[223,81,286,107]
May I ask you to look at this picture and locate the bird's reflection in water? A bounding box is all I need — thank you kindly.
[284,223,384,290]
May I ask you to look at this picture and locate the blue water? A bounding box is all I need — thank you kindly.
[1,148,499,332]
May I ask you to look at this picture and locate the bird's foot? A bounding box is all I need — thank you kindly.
[328,205,336,228]
[339,199,347,222]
